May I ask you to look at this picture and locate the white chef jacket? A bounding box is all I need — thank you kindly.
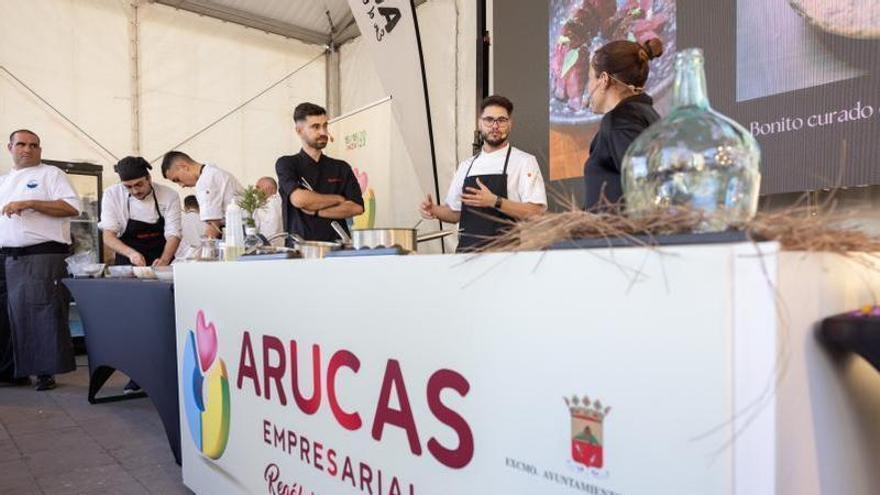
[254,194,284,239]
[98,183,182,239]
[176,210,205,259]
[0,163,82,248]
[444,144,547,211]
[196,164,244,222]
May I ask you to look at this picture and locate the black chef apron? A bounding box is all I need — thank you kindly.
[114,190,167,266]
[457,146,514,253]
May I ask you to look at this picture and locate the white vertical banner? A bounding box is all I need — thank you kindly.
[327,98,393,229]
[346,0,439,202]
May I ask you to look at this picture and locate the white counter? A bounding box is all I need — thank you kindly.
[173,243,880,495]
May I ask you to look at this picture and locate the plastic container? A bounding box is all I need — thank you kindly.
[107,265,135,278]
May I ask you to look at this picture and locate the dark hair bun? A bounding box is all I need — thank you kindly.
[641,38,664,61]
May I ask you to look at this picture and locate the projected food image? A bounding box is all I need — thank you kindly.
[789,0,880,39]
[549,0,677,180]
[737,0,878,102]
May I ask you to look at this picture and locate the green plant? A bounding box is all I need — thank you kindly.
[236,185,269,228]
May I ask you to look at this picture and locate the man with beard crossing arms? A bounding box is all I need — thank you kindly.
[276,103,364,242]
[419,95,547,251]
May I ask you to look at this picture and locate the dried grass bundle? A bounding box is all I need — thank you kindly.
[479,193,880,257]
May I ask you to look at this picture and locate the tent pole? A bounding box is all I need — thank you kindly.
[325,45,342,118]
[473,0,490,155]
[127,0,143,155]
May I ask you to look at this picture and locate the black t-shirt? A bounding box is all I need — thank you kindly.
[275,150,364,242]
[583,93,659,210]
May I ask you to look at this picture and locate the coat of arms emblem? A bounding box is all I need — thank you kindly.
[565,394,611,469]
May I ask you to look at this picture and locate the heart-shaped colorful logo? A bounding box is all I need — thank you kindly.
[182,311,230,460]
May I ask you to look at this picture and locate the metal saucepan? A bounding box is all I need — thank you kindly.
[351,228,458,252]
[288,233,342,259]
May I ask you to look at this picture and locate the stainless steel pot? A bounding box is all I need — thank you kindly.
[288,233,342,259]
[351,228,457,252]
[297,241,341,259]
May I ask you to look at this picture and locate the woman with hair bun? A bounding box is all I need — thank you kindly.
[583,38,664,210]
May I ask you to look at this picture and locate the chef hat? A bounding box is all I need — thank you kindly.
[114,156,152,181]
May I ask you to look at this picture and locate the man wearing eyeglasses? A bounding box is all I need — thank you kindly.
[100,156,182,268]
[419,95,547,251]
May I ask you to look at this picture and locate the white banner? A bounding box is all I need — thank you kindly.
[327,98,393,229]
[346,0,438,200]
[172,245,804,495]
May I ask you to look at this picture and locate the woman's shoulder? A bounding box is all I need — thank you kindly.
[606,95,659,129]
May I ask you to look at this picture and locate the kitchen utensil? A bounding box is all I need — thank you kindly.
[70,263,105,278]
[288,232,342,259]
[351,228,458,252]
[331,222,352,244]
[197,238,222,262]
[296,240,341,259]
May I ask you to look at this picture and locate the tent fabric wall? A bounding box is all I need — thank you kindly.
[0,0,326,192]
[1,0,476,227]
[0,0,131,176]
[339,0,477,237]
[138,4,325,188]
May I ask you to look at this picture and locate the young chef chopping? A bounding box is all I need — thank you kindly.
[99,156,182,267]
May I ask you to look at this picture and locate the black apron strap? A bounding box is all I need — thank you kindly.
[463,151,481,178]
[125,190,164,222]
[462,145,512,183]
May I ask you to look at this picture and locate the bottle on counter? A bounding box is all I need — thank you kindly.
[223,204,246,261]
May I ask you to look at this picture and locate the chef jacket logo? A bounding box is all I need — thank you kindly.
[26,180,39,189]
[182,310,231,459]
[565,394,611,469]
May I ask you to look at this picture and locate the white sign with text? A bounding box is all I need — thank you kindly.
[173,245,797,494]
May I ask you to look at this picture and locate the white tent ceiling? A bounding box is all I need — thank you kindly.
[151,0,427,46]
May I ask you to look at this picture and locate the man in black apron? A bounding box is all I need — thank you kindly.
[99,157,182,393]
[100,156,181,267]
[0,129,80,391]
[419,96,548,252]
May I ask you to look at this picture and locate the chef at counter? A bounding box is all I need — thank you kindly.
[99,156,181,267]
[276,102,364,243]
[419,95,547,252]
[161,151,243,239]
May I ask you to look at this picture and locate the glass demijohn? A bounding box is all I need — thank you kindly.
[621,48,761,232]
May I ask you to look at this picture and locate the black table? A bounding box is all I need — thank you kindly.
[64,278,181,465]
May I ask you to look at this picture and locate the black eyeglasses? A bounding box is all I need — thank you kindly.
[480,117,511,127]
